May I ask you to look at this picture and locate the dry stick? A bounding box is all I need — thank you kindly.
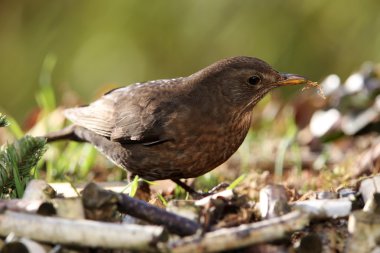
[118,193,201,236]
[0,211,166,250]
[164,210,309,253]
[291,198,352,219]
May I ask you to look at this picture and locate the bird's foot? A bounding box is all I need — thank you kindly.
[172,179,230,200]
[207,182,230,194]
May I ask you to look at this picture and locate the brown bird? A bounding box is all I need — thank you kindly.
[46,56,308,195]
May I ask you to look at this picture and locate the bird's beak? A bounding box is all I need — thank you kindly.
[277,73,308,86]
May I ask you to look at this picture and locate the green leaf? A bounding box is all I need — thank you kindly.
[129,175,139,197]
[120,175,153,196]
[0,114,9,128]
[0,136,47,198]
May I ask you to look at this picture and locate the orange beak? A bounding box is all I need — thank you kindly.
[277,73,308,86]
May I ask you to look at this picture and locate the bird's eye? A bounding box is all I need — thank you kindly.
[247,75,261,85]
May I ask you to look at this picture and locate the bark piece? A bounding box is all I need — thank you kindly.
[52,198,85,219]
[359,176,380,203]
[347,210,380,253]
[81,182,120,221]
[259,184,290,219]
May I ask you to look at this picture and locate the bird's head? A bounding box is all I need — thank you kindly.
[192,56,308,112]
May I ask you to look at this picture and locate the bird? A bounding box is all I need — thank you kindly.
[45,56,308,196]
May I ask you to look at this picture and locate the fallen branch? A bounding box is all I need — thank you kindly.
[0,211,166,250]
[118,193,200,236]
[291,198,352,219]
[164,210,309,253]
[82,182,201,236]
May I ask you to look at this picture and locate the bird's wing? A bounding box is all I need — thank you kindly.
[64,79,182,144]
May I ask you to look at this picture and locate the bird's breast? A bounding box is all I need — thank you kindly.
[165,110,252,177]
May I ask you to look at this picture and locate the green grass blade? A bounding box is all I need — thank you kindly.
[157,193,168,206]
[36,54,57,112]
[79,145,97,178]
[227,173,246,190]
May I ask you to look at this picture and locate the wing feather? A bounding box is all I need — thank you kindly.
[64,78,184,143]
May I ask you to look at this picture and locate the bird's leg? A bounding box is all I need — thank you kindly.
[172,179,209,199]
[173,179,231,199]
[172,179,204,199]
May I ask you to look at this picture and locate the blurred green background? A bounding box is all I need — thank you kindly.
[1,0,380,122]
